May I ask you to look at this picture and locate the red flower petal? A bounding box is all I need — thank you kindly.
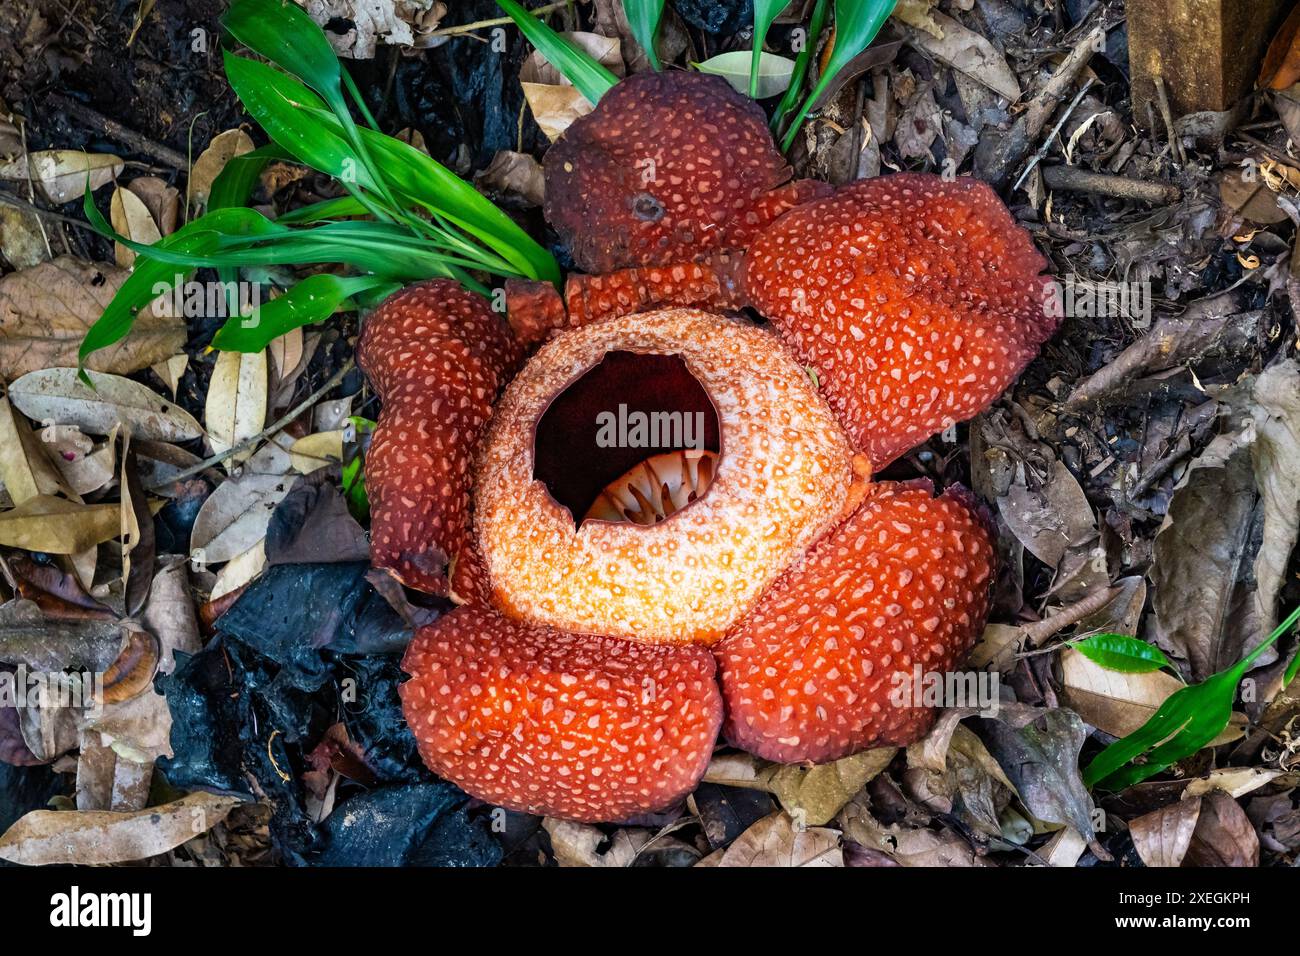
[357,280,520,595]
[717,481,995,764]
[563,255,747,325]
[744,173,1057,468]
[544,71,793,273]
[400,605,723,821]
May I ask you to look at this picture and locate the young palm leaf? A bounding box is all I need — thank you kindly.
[81,0,562,369]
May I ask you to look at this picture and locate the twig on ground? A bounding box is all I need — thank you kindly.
[1041,165,1181,204]
[1020,585,1122,647]
[1151,75,1187,166]
[429,1,569,37]
[976,23,1108,190]
[152,358,357,489]
[1012,78,1095,192]
[0,187,98,230]
[46,95,189,169]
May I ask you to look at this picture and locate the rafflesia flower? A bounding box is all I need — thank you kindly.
[358,72,1057,822]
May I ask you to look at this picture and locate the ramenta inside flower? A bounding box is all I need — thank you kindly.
[531,350,721,526]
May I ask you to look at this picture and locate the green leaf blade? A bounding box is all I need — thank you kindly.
[751,0,787,98]
[211,274,399,352]
[222,0,342,99]
[496,0,619,106]
[1068,634,1173,674]
[623,0,665,71]
[781,0,897,151]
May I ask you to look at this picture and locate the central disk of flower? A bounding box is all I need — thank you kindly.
[532,351,721,527]
[473,309,856,646]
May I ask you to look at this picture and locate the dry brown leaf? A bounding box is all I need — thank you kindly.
[521,32,625,140]
[476,150,545,207]
[1261,4,1300,90]
[1184,790,1260,867]
[0,495,123,554]
[190,472,293,565]
[0,203,48,270]
[899,10,1020,101]
[0,257,185,378]
[1129,796,1202,867]
[1220,168,1288,224]
[9,367,203,441]
[970,622,1024,671]
[151,354,188,399]
[268,326,304,382]
[521,83,597,142]
[187,128,254,206]
[839,794,990,866]
[301,0,447,58]
[715,811,843,867]
[289,430,344,474]
[0,791,242,865]
[703,748,895,826]
[109,185,162,267]
[1184,767,1284,800]
[0,394,70,503]
[543,818,651,867]
[211,540,267,600]
[892,0,942,37]
[0,150,123,204]
[205,348,268,468]
[997,459,1097,571]
[51,426,117,496]
[765,748,897,826]
[1039,826,1088,867]
[126,176,181,237]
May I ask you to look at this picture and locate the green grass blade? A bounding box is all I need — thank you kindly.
[751,0,786,98]
[222,0,342,96]
[212,274,400,352]
[339,112,560,282]
[77,207,237,367]
[780,0,896,151]
[771,0,829,133]
[623,0,665,70]
[1093,673,1239,790]
[209,143,291,211]
[223,53,375,190]
[1068,634,1173,674]
[496,0,619,106]
[274,195,371,225]
[1084,603,1300,789]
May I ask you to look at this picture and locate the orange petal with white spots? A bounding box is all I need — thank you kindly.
[358,280,520,595]
[400,605,723,822]
[744,173,1057,468]
[716,481,995,765]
